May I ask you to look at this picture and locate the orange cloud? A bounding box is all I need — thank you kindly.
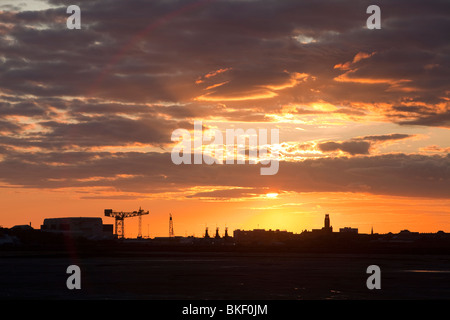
[353,51,375,63]
[195,71,311,102]
[195,90,278,102]
[334,69,411,86]
[195,68,232,84]
[263,72,310,90]
[205,81,229,90]
[334,51,376,70]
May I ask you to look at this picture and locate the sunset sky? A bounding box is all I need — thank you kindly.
[0,0,449,238]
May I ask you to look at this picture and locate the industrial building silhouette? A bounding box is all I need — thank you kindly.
[40,217,114,240]
[2,211,450,254]
[5,212,384,241]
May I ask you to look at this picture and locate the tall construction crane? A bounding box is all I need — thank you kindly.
[104,207,149,239]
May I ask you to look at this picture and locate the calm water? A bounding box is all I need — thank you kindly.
[0,252,449,299]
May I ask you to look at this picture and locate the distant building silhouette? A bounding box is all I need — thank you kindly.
[169,213,174,237]
[339,227,358,234]
[324,214,332,232]
[224,227,230,239]
[324,214,330,228]
[11,224,33,231]
[233,228,294,243]
[41,217,114,239]
[204,226,210,239]
[215,227,221,239]
[312,214,333,234]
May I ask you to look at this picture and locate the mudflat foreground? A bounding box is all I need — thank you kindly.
[0,251,449,299]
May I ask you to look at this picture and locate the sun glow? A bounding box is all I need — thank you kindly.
[266,193,279,199]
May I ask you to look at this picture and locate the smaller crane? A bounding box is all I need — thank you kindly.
[104,207,149,239]
[169,213,174,237]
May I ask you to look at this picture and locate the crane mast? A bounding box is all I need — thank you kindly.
[104,207,149,239]
[169,213,174,237]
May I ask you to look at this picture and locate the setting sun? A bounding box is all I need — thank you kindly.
[266,193,279,199]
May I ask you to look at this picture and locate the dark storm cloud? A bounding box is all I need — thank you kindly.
[1,0,447,110]
[397,110,450,128]
[317,134,415,155]
[186,187,264,200]
[0,0,448,199]
[355,134,414,142]
[0,100,48,117]
[390,104,450,128]
[0,151,448,198]
[39,115,192,147]
[0,95,265,151]
[0,119,24,134]
[318,141,371,155]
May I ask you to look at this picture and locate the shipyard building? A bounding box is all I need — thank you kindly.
[41,217,114,239]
